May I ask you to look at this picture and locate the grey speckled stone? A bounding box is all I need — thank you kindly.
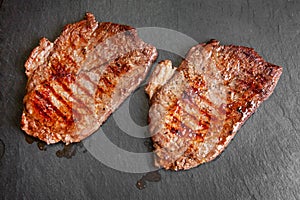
[0,0,299,199]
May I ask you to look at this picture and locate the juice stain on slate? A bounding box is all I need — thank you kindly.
[24,134,87,156]
[136,171,161,190]
[56,143,76,159]
[24,134,47,151]
[56,142,87,159]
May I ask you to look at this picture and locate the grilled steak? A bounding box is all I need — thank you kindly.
[21,13,158,144]
[146,40,282,170]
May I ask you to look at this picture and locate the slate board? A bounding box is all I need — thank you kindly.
[0,0,299,199]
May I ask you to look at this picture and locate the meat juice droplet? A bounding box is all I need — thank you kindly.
[136,179,146,190]
[37,141,47,151]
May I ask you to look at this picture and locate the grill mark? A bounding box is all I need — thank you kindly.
[179,121,194,135]
[165,89,213,140]
[107,64,121,76]
[182,99,203,121]
[180,121,205,141]
[178,102,210,134]
[35,90,70,122]
[166,103,202,139]
[199,95,214,107]
[96,86,105,94]
[32,96,51,120]
[181,98,207,120]
[176,119,195,136]
[101,76,114,87]
[54,63,95,98]
[95,55,132,98]
[45,84,72,111]
[178,101,201,126]
[185,83,224,110]
[54,78,92,114]
[65,54,80,70]
[183,92,212,119]
[55,78,72,95]
[166,112,204,141]
[76,82,94,97]
[97,76,115,98]
[180,106,210,131]
[44,84,83,121]
[80,73,98,87]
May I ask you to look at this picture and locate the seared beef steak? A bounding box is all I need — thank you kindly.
[146,40,282,170]
[21,13,158,144]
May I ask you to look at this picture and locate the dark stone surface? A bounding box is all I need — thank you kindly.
[0,0,299,199]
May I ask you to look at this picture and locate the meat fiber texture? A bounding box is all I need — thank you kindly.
[146,40,282,170]
[21,13,158,144]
